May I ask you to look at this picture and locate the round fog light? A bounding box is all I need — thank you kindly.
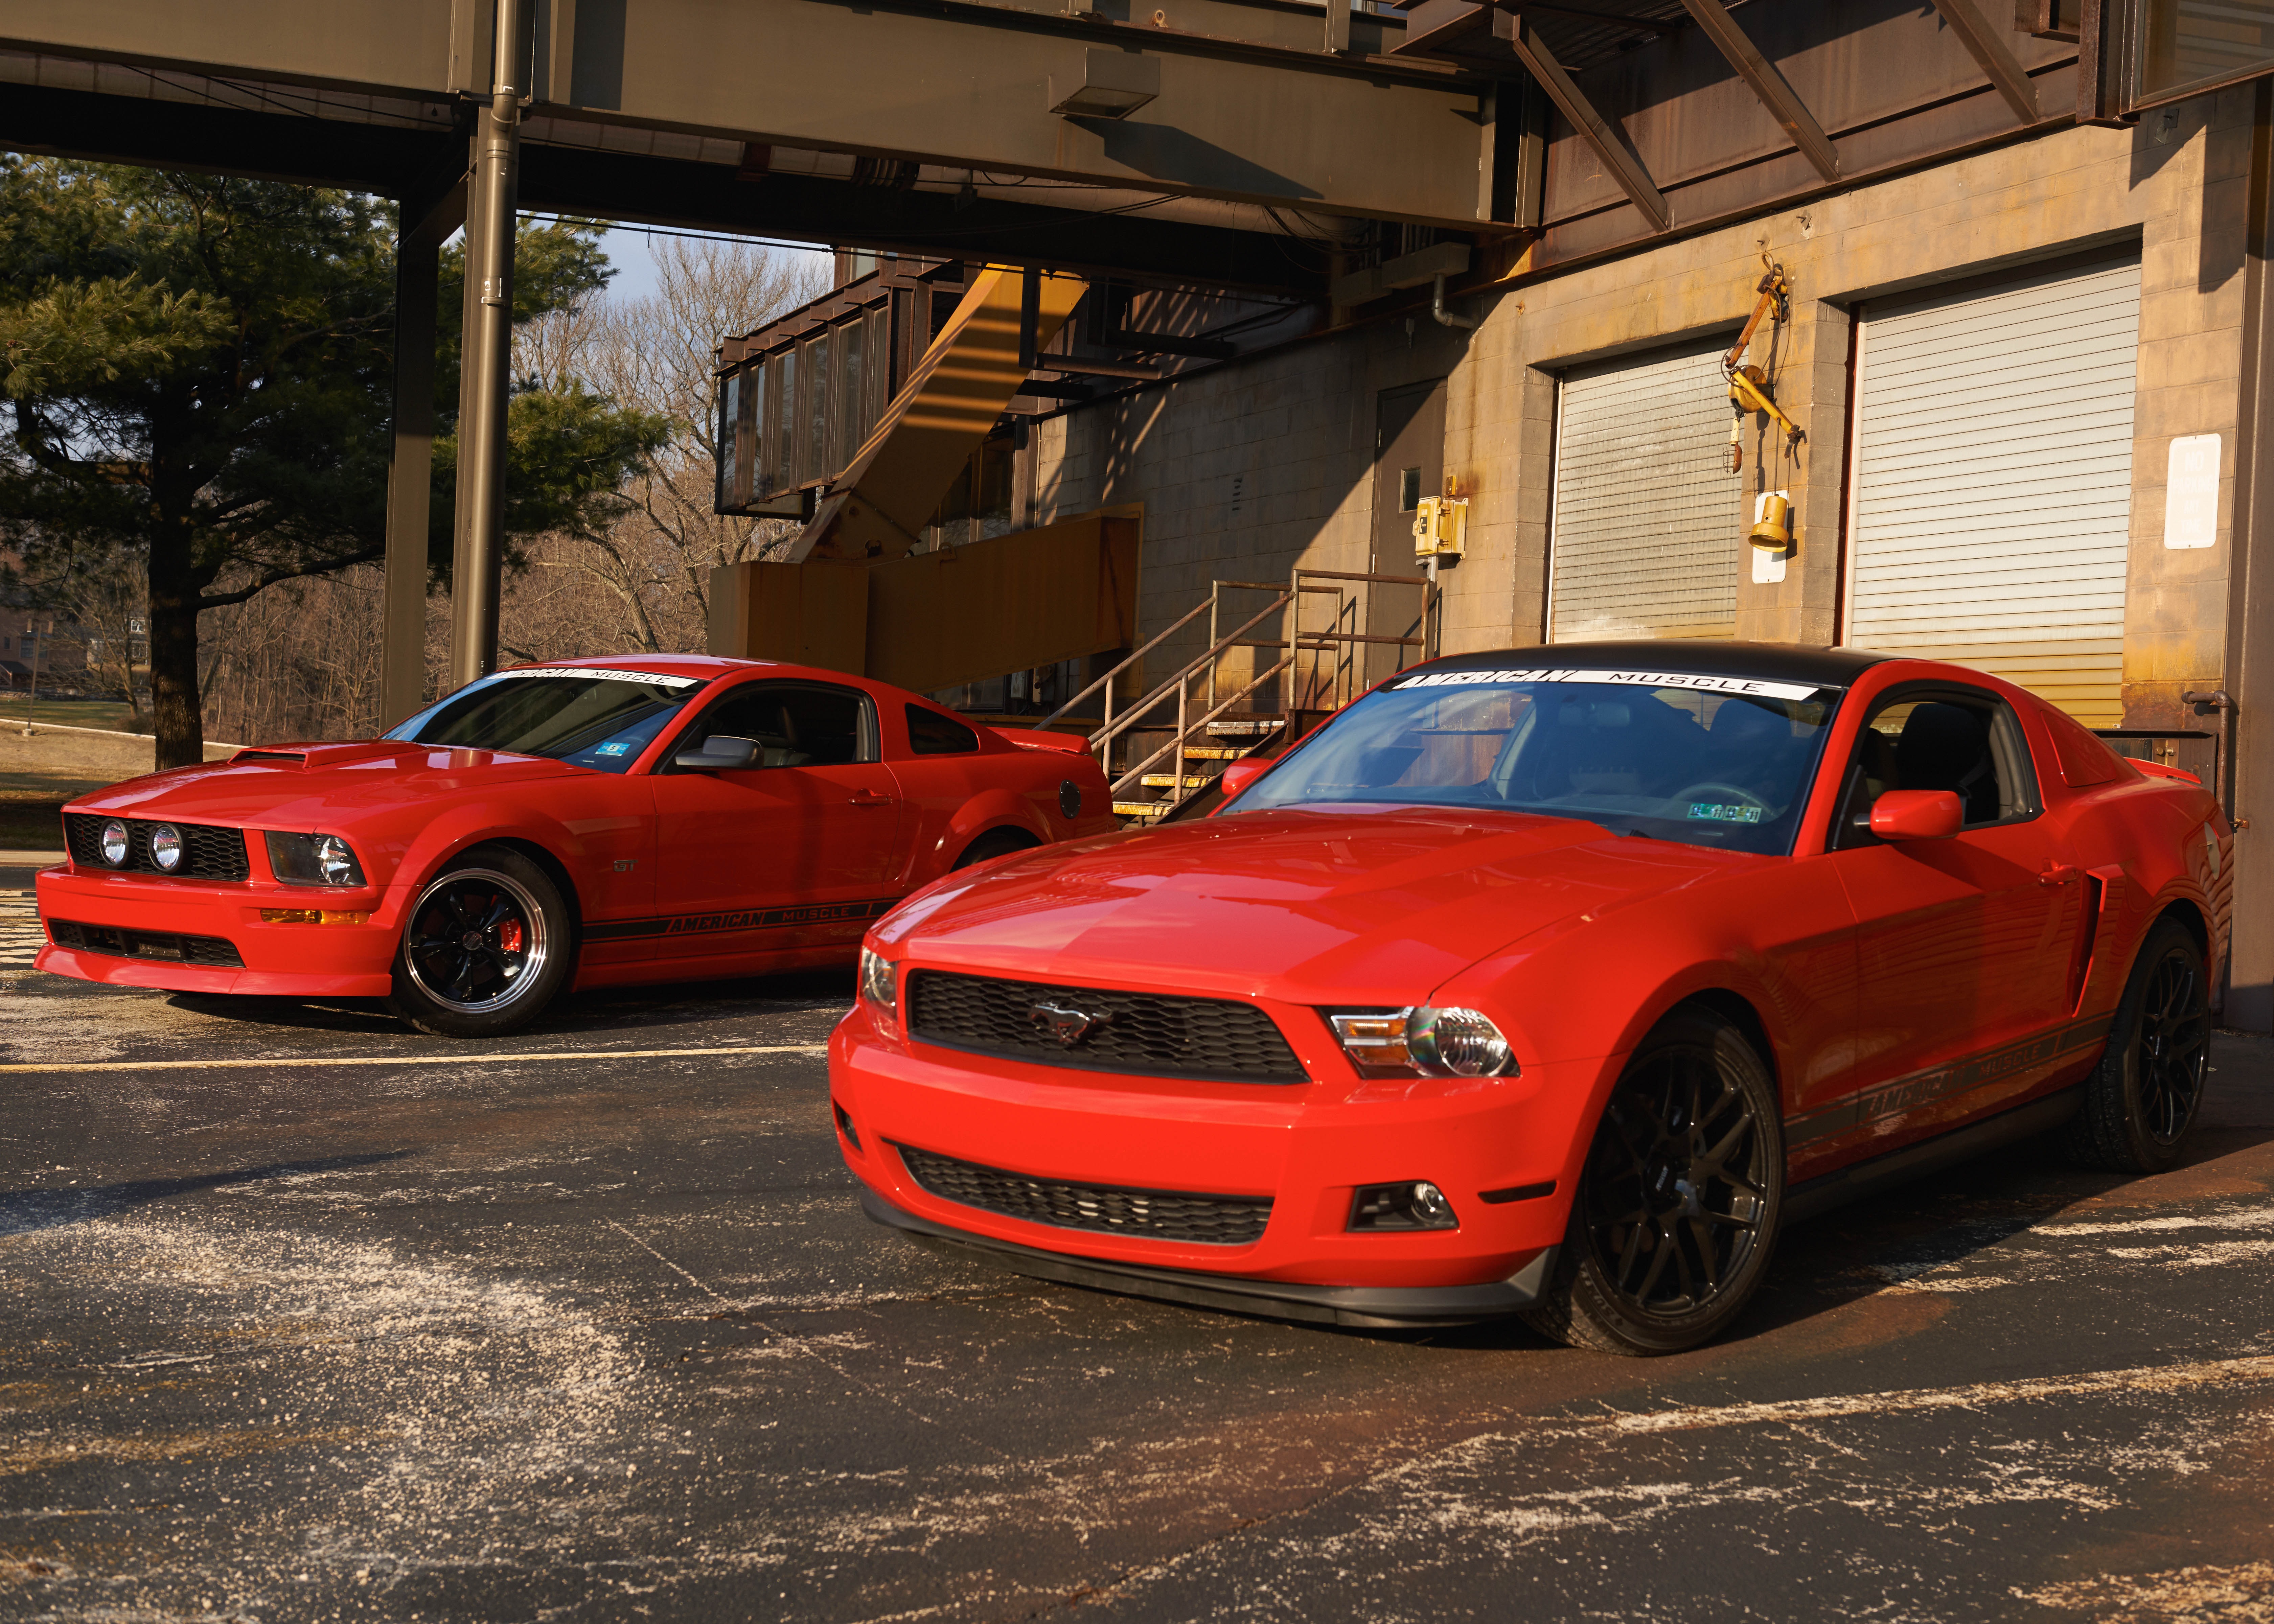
[99,819,130,867]
[149,824,184,872]
[1349,1179,1461,1232]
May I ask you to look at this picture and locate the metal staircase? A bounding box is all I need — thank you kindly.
[1040,568,1443,824]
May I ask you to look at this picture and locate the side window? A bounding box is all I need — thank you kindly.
[671,682,875,770]
[1833,687,2041,848]
[906,704,979,756]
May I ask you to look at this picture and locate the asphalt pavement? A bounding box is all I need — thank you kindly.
[1,903,2270,1622]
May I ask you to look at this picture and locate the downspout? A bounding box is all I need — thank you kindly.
[1430,273,1476,330]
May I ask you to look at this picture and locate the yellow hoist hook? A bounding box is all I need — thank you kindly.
[1723,261,1804,473]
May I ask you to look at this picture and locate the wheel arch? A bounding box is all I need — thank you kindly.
[404,833,586,947]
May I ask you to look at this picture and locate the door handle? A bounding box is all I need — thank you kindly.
[2039,862,2080,887]
[847,790,894,807]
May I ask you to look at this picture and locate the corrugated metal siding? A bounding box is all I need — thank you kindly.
[1848,257,2141,726]
[1549,337,1740,643]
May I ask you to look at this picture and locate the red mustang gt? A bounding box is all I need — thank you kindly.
[834,643,2230,1354]
[37,656,1116,1035]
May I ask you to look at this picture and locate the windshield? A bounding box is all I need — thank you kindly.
[1233,666,1841,854]
[383,666,705,773]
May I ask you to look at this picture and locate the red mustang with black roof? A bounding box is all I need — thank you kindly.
[833,642,2229,1353]
[37,656,1115,1035]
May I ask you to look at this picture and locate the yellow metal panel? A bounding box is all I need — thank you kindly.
[710,509,1139,696]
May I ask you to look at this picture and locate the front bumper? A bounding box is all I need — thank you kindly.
[33,866,397,996]
[831,999,1604,1317]
[861,1183,1559,1327]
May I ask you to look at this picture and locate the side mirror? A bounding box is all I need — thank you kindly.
[1869,789,1962,841]
[1217,758,1268,801]
[674,735,760,771]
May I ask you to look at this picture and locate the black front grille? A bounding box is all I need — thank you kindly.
[47,918,245,968]
[896,1143,1271,1246]
[63,814,249,880]
[905,970,1306,1082]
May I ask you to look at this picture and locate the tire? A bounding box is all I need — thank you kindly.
[389,844,574,1038]
[951,828,1039,870]
[1524,1007,1785,1355]
[2060,917,2209,1175]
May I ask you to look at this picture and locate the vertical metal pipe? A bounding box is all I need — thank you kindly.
[381,225,440,727]
[448,0,527,691]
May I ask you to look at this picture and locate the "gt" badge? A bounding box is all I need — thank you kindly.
[1027,1000,1113,1047]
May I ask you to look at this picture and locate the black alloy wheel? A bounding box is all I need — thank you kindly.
[2062,918,2210,1174]
[390,844,573,1038]
[1525,1007,1785,1355]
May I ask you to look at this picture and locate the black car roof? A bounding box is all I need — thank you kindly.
[1408,640,1892,689]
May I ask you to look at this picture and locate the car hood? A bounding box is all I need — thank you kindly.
[65,742,584,827]
[877,805,1763,1004]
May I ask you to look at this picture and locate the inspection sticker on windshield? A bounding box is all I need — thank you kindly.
[493,665,701,688]
[1394,668,1821,702]
[593,742,632,757]
[1689,802,1765,823]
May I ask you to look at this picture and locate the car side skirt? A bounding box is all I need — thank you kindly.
[1784,1085,2083,1225]
[858,1184,1557,1329]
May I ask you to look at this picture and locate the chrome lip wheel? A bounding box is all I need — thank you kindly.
[1586,1049,1770,1318]
[2137,948,2208,1146]
[404,868,548,1014]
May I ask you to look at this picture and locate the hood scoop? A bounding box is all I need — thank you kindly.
[229,741,425,770]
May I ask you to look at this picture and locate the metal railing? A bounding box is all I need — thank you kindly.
[1039,568,1443,818]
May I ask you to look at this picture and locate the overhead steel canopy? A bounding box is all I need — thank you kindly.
[0,0,1540,293]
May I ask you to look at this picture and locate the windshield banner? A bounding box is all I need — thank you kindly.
[490,666,703,688]
[1392,668,1823,703]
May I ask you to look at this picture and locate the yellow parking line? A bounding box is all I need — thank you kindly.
[0,1043,828,1074]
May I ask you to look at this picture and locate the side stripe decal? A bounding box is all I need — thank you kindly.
[1785,1012,2113,1147]
[585,897,899,943]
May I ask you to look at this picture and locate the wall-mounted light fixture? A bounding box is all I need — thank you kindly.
[1050,48,1160,118]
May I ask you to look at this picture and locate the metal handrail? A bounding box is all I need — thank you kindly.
[1086,590,1293,756]
[1037,595,1216,733]
[1112,656,1292,797]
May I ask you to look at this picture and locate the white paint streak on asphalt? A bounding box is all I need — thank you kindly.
[0,1043,827,1073]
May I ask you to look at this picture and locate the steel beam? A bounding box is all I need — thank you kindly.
[380,180,464,728]
[448,0,527,690]
[1928,0,2041,123]
[1504,17,1669,231]
[1677,0,1840,183]
[0,0,1488,227]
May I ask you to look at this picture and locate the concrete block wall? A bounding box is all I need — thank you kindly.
[1026,93,2254,737]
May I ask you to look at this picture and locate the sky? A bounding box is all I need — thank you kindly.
[594,224,831,305]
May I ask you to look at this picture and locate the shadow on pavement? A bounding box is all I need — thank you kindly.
[0,1150,410,1235]
[160,969,854,1040]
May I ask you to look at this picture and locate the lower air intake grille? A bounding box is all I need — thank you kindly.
[46,918,244,968]
[904,969,1305,1082]
[895,1142,1271,1246]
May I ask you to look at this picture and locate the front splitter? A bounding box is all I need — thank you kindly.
[858,1184,1555,1329]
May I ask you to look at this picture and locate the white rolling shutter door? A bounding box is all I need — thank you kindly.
[1848,257,2140,726]
[1549,337,1739,643]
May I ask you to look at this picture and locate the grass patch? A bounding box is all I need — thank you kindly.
[0,698,142,732]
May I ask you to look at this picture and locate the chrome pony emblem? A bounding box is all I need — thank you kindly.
[1028,1000,1113,1048]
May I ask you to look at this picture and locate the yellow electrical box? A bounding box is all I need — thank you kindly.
[1413,495,1468,558]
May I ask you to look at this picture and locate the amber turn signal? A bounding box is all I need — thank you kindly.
[259,908,371,925]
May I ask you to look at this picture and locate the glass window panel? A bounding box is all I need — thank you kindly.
[804,331,830,485]
[842,319,867,461]
[2137,0,2274,101]
[771,348,797,493]
[748,357,767,495]
[717,373,738,509]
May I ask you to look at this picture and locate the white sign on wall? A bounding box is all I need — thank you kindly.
[2164,434,2221,550]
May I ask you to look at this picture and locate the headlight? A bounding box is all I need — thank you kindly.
[859,946,898,1013]
[1327,1006,1516,1079]
[148,824,184,872]
[265,831,367,887]
[99,819,130,866]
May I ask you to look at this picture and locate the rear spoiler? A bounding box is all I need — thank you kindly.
[991,726,1090,757]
